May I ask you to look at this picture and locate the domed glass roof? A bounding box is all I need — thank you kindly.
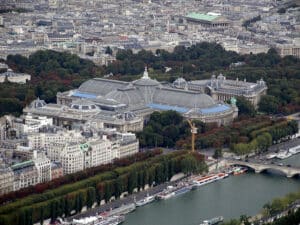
[174,77,187,84]
[153,88,216,109]
[105,87,144,106]
[29,98,46,108]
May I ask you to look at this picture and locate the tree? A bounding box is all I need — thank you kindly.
[86,187,95,209]
[39,206,44,225]
[236,96,256,117]
[256,132,272,153]
[221,219,241,225]
[240,215,251,225]
[128,171,138,194]
[104,182,113,202]
[213,148,223,159]
[64,197,70,217]
[259,95,279,114]
[105,46,113,55]
[114,177,123,199]
[75,192,83,213]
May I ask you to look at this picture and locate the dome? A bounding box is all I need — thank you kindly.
[29,98,46,108]
[217,73,225,80]
[105,87,144,106]
[153,88,216,109]
[174,77,186,84]
[133,78,160,86]
[70,99,100,112]
[173,77,187,88]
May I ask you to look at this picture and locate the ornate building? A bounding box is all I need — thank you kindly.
[172,74,267,108]
[24,68,238,128]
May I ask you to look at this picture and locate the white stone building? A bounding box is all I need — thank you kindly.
[27,129,84,151]
[14,113,53,135]
[84,138,113,168]
[59,143,84,174]
[32,151,51,183]
[113,133,139,158]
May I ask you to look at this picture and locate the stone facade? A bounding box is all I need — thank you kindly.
[0,167,14,195]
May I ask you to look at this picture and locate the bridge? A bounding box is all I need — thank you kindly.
[225,160,300,178]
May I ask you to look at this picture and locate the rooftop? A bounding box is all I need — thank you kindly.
[147,103,189,113]
[186,12,219,22]
[199,104,231,114]
[11,160,34,171]
[72,91,97,99]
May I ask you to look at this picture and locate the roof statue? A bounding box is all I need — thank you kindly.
[142,66,149,79]
[230,97,237,106]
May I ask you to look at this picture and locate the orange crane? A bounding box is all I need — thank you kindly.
[187,119,197,153]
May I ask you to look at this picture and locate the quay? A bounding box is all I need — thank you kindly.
[225,160,300,178]
[66,179,180,222]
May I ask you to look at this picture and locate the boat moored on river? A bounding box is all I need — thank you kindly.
[232,166,248,175]
[135,194,155,207]
[65,214,125,225]
[199,216,224,225]
[276,150,293,159]
[192,172,228,187]
[156,182,195,200]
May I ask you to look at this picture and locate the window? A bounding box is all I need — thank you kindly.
[72,105,79,109]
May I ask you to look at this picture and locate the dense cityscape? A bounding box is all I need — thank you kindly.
[0,0,299,225]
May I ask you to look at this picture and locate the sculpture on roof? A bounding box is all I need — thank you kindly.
[230,97,237,107]
[142,66,149,79]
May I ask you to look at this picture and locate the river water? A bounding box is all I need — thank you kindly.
[122,154,300,225]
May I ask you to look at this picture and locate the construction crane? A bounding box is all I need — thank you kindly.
[187,119,197,153]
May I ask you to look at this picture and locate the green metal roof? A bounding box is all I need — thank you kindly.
[186,12,219,22]
[11,160,34,170]
[80,143,89,152]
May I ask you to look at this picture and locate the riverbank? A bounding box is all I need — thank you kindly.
[62,149,300,225]
[122,172,300,225]
[66,179,180,222]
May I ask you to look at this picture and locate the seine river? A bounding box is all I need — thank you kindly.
[122,154,300,225]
